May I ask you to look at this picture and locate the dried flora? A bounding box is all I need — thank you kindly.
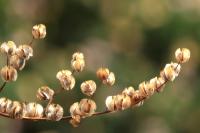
[0,24,191,128]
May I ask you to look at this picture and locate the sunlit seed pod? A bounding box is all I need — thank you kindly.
[32,24,46,39]
[149,77,157,90]
[122,95,132,110]
[9,54,26,70]
[132,90,142,104]
[72,52,84,60]
[103,72,115,86]
[16,45,33,60]
[81,80,96,96]
[36,86,55,101]
[9,101,23,119]
[96,68,110,81]
[56,70,75,90]
[45,104,64,121]
[114,95,123,110]
[71,59,85,72]
[22,102,44,118]
[175,48,190,63]
[171,63,181,77]
[0,66,18,82]
[145,82,155,97]
[0,98,12,113]
[70,102,81,117]
[138,82,148,97]
[163,63,176,81]
[122,86,135,97]
[155,77,166,92]
[79,99,96,117]
[105,96,115,111]
[0,97,8,112]
[70,115,81,127]
[0,41,16,55]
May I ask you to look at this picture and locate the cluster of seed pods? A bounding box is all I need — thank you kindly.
[0,24,191,127]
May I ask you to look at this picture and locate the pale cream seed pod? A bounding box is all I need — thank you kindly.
[114,95,123,110]
[71,59,85,72]
[70,102,81,117]
[139,82,148,98]
[79,99,96,117]
[121,95,132,110]
[32,24,46,39]
[163,63,177,81]
[105,96,115,111]
[0,98,12,113]
[22,102,44,118]
[155,77,166,92]
[45,104,64,121]
[0,41,16,55]
[36,86,55,101]
[81,80,96,96]
[9,54,26,70]
[70,115,81,127]
[175,48,190,63]
[103,72,115,86]
[56,70,75,90]
[16,45,33,60]
[122,86,135,96]
[9,101,23,119]
[71,52,85,72]
[0,66,18,82]
[132,90,142,104]
[72,52,84,60]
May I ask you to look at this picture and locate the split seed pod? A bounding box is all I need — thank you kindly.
[9,54,26,70]
[16,45,33,60]
[0,66,18,82]
[36,86,55,101]
[22,102,44,118]
[0,41,16,55]
[81,80,96,96]
[45,104,64,121]
[71,52,85,72]
[56,70,75,90]
[175,48,190,63]
[32,24,46,39]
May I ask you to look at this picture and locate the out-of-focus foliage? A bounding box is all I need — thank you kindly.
[0,0,199,133]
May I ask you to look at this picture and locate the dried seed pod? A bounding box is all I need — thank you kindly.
[71,59,85,72]
[16,45,33,60]
[163,63,177,81]
[56,70,75,90]
[81,80,96,96]
[70,102,81,117]
[121,95,132,110]
[96,68,110,81]
[22,102,44,118]
[70,115,81,127]
[0,97,12,113]
[72,52,84,60]
[103,72,115,86]
[71,52,85,72]
[36,86,55,101]
[175,48,190,63]
[0,66,18,82]
[155,77,166,92]
[32,24,46,39]
[45,104,64,121]
[9,54,26,70]
[122,86,135,96]
[0,41,16,55]
[132,90,142,104]
[105,96,115,111]
[79,99,96,117]
[9,101,23,119]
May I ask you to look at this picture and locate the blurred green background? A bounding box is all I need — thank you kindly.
[0,0,199,133]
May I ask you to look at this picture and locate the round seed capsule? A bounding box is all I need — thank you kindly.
[22,102,44,118]
[9,54,26,70]
[36,86,55,101]
[32,24,46,39]
[80,80,96,96]
[16,45,33,60]
[0,41,16,55]
[45,104,64,121]
[0,66,18,82]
